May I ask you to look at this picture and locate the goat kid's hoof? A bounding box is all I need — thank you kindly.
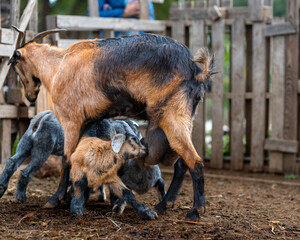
[43,202,58,209]
[112,201,127,214]
[185,207,200,220]
[15,192,27,203]
[71,207,85,216]
[137,205,158,220]
[155,201,167,213]
[0,185,7,198]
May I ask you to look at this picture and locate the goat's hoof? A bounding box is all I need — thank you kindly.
[137,205,158,220]
[70,207,85,216]
[185,207,200,220]
[0,185,7,198]
[44,195,60,208]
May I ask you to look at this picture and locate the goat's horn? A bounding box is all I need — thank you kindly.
[11,25,25,49]
[30,29,67,43]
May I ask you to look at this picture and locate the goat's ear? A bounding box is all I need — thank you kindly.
[112,134,126,153]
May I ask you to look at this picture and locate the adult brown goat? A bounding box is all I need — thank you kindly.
[9,26,214,220]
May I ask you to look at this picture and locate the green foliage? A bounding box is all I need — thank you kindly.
[284,174,299,180]
[12,134,20,156]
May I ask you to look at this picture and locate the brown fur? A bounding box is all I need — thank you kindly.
[70,136,146,198]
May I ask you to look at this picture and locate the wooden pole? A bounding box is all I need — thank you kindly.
[283,0,299,174]
[139,0,150,19]
[250,0,266,171]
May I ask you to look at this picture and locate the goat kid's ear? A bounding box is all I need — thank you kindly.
[112,134,126,153]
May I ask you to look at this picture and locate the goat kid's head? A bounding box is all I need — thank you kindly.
[111,133,147,160]
[8,26,65,102]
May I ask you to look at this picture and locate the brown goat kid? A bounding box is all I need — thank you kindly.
[70,133,157,219]
[9,27,214,219]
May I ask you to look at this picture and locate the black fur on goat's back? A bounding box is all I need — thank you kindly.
[94,33,202,87]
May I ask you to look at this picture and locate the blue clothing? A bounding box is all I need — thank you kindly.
[98,0,155,20]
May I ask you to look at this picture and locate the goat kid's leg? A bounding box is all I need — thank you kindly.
[155,158,188,213]
[0,152,30,199]
[122,189,158,220]
[70,177,88,216]
[154,178,166,201]
[45,121,81,208]
[15,149,52,203]
[96,185,106,202]
[186,161,205,220]
[110,179,158,220]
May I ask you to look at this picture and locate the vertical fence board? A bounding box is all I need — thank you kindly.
[1,120,11,164]
[211,18,224,169]
[172,21,185,44]
[245,25,252,157]
[269,35,285,172]
[250,23,266,171]
[283,0,298,174]
[191,19,206,158]
[230,18,245,170]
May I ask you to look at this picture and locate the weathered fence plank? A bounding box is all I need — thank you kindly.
[230,18,245,170]
[191,15,206,159]
[250,23,266,171]
[211,17,225,169]
[268,32,285,172]
[1,120,11,164]
[283,0,299,174]
[50,15,166,32]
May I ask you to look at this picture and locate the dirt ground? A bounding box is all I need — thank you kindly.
[0,166,300,240]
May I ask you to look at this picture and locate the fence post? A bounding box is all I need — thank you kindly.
[170,2,185,44]
[230,17,245,170]
[191,1,206,160]
[283,0,299,174]
[269,23,285,172]
[210,0,224,169]
[250,0,266,171]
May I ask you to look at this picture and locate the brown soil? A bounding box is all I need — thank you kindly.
[0,168,299,240]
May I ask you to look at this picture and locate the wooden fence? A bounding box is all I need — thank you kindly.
[0,0,38,164]
[1,0,300,174]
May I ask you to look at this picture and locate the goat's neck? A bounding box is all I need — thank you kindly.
[25,43,65,93]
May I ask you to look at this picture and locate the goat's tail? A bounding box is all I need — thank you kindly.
[193,48,215,82]
[31,110,54,137]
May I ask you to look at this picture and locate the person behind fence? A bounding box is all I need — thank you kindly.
[94,0,155,37]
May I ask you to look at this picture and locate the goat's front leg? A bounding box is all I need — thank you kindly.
[44,121,81,208]
[186,161,205,220]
